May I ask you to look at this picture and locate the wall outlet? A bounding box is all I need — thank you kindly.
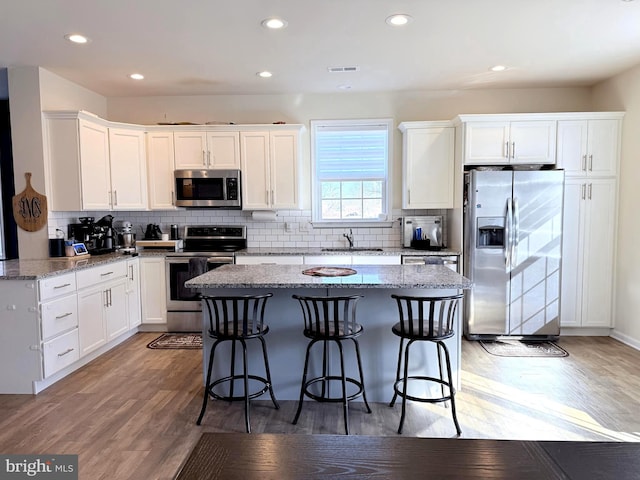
[285,222,294,233]
[299,222,310,232]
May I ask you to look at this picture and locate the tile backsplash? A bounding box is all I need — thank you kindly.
[48,208,442,248]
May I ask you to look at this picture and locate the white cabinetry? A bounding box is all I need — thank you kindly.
[146,131,177,209]
[456,115,556,165]
[302,255,400,265]
[174,130,240,169]
[43,111,148,211]
[399,122,455,209]
[240,127,303,210]
[236,255,304,265]
[76,261,128,356]
[561,179,617,328]
[557,117,622,177]
[140,257,167,326]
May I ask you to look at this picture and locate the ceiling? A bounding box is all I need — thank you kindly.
[2,0,640,97]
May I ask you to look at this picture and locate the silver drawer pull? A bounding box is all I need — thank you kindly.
[57,348,75,357]
[100,271,114,276]
[55,312,73,320]
[53,283,72,289]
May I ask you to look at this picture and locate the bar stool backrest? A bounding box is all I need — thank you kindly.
[391,294,463,339]
[202,294,273,338]
[292,295,363,338]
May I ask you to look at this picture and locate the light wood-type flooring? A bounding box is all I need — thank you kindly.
[0,333,639,479]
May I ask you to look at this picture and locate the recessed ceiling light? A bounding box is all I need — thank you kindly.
[64,33,90,44]
[490,65,508,72]
[257,71,273,78]
[385,14,413,26]
[129,73,144,80]
[337,84,352,90]
[261,17,288,29]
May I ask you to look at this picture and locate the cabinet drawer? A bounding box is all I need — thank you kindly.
[41,294,78,341]
[39,272,77,301]
[43,328,80,378]
[76,261,127,289]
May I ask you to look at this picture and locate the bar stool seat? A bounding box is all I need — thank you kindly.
[389,293,463,436]
[196,294,279,433]
[291,294,372,435]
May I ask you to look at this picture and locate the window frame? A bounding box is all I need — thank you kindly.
[310,118,393,227]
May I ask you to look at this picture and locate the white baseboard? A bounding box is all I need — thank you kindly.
[610,330,640,351]
[560,327,612,336]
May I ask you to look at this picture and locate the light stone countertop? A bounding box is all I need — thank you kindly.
[185,264,472,289]
[236,247,461,257]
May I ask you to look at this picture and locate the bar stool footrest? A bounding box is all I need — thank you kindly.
[207,374,271,402]
[304,376,365,403]
[393,375,455,404]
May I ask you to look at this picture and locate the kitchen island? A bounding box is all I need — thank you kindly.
[186,264,472,402]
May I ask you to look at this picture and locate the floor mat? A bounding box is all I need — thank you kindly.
[147,333,202,349]
[479,339,568,357]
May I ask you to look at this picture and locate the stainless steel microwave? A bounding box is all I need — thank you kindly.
[174,169,242,208]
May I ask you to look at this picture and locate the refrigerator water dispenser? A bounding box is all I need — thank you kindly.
[477,217,504,248]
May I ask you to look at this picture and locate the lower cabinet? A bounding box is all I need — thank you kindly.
[42,329,80,378]
[236,255,304,265]
[78,280,128,355]
[561,177,617,328]
[140,257,167,325]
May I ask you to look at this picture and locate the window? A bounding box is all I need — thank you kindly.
[311,119,392,225]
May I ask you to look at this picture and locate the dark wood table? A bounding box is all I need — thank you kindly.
[174,433,640,479]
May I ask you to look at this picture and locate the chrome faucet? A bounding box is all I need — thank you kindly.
[343,229,354,248]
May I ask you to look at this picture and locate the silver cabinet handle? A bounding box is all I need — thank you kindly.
[588,183,592,200]
[100,271,114,276]
[504,142,509,158]
[53,283,71,289]
[113,190,118,206]
[55,312,73,320]
[171,190,175,206]
[57,348,75,357]
[589,154,593,171]
[511,142,516,159]
[202,150,206,166]
[408,189,410,204]
[582,155,587,171]
[207,151,211,167]
[581,184,586,200]
[129,265,134,281]
[271,190,274,206]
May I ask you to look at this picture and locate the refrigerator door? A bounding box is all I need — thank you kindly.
[509,170,564,336]
[465,170,513,336]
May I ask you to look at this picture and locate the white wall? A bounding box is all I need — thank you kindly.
[592,65,640,348]
[8,67,106,258]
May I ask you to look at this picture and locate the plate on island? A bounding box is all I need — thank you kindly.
[302,267,357,277]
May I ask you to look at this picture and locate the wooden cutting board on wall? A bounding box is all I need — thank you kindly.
[12,172,48,232]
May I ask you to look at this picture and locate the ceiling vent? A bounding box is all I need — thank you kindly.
[328,66,360,73]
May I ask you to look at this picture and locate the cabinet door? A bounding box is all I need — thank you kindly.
[351,255,401,265]
[236,255,304,265]
[559,179,586,327]
[140,257,167,325]
[146,131,176,209]
[127,259,142,328]
[77,287,107,356]
[581,178,617,327]
[403,127,454,208]
[463,122,510,165]
[174,131,208,169]
[587,119,619,177]
[79,119,112,210]
[304,255,352,265]
[270,130,299,209]
[240,131,271,209]
[109,128,148,210]
[206,131,240,169]
[106,281,129,341]
[557,120,588,175]
[509,121,556,165]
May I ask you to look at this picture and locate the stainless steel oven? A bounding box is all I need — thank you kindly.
[165,225,246,332]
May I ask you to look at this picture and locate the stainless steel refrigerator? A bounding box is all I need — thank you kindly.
[463,169,564,339]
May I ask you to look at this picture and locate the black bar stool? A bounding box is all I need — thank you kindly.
[389,293,463,436]
[196,294,279,433]
[291,294,372,435]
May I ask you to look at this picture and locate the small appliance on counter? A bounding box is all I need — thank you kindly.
[403,216,446,250]
[119,221,136,253]
[67,215,117,255]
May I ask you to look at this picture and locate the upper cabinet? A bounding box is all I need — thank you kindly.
[556,115,623,177]
[456,115,557,165]
[399,121,455,209]
[43,111,148,211]
[240,127,303,210]
[146,130,177,210]
[174,130,240,169]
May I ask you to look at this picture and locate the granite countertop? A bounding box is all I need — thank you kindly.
[0,251,163,280]
[185,264,472,289]
[236,247,461,256]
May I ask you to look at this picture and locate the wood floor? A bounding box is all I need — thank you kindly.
[1,333,639,479]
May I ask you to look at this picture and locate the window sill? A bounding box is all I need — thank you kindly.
[310,221,395,229]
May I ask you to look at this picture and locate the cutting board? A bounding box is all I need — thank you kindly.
[12,172,48,232]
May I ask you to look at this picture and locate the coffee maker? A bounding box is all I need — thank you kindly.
[67,215,117,255]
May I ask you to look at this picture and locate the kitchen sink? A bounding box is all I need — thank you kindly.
[321,247,383,252]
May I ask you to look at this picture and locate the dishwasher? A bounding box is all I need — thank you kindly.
[401,255,459,272]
